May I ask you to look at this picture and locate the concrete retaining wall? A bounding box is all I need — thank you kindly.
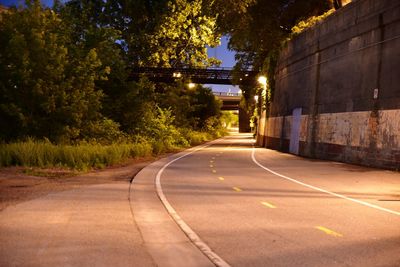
[258,0,400,169]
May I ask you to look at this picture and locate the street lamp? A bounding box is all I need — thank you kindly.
[257,75,267,102]
[173,72,182,78]
[257,75,267,86]
[188,83,196,89]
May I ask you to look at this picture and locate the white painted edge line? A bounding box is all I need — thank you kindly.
[251,147,400,216]
[155,139,231,267]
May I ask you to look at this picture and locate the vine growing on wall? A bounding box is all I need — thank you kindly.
[290,9,335,36]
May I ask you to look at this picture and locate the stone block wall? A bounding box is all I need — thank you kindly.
[258,0,400,169]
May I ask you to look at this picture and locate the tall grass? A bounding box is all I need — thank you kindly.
[0,129,223,170]
[0,139,153,170]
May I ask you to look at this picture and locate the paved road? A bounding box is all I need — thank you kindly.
[0,183,156,267]
[1,133,399,267]
[157,133,400,267]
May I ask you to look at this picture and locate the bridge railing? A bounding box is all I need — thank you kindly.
[130,67,258,85]
[212,91,242,97]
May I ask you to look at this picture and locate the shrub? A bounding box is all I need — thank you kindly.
[179,128,212,146]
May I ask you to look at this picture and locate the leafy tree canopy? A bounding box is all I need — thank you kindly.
[0,0,108,142]
[211,0,333,70]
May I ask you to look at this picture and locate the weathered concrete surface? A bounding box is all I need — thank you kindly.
[130,156,216,267]
[263,110,400,168]
[157,134,400,266]
[259,0,400,169]
[0,183,156,267]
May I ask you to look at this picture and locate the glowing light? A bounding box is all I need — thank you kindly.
[254,95,259,102]
[188,83,196,89]
[173,72,182,78]
[258,75,267,86]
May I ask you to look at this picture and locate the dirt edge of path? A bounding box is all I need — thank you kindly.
[0,157,158,211]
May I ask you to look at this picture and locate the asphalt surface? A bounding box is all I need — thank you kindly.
[1,133,399,267]
[0,183,156,267]
[159,133,400,267]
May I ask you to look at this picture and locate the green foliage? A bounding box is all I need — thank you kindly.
[0,139,153,170]
[146,0,221,67]
[178,128,212,146]
[203,0,256,33]
[187,86,222,130]
[290,9,335,36]
[221,111,238,128]
[80,118,126,145]
[0,1,107,142]
[226,0,332,70]
[213,0,333,121]
[0,126,225,170]
[0,0,230,171]
[110,77,158,135]
[144,107,189,154]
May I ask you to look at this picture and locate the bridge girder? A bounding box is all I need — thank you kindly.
[130,67,258,86]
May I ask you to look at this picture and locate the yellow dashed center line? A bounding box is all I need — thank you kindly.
[212,170,217,173]
[211,157,215,160]
[209,165,214,168]
[232,187,242,192]
[218,177,225,181]
[261,201,276,209]
[210,160,214,163]
[315,226,343,237]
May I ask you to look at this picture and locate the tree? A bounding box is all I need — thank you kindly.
[186,85,222,130]
[205,0,333,121]
[56,0,136,131]
[220,0,332,71]
[0,1,107,142]
[146,0,221,67]
[56,0,223,135]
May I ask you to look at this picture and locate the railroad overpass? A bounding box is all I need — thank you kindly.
[131,67,256,132]
[212,92,250,132]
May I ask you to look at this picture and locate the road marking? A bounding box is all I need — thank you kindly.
[210,160,214,163]
[155,139,231,267]
[233,187,242,192]
[209,165,214,168]
[218,177,225,181]
[251,147,400,216]
[212,170,217,173]
[261,201,276,209]
[212,157,215,160]
[316,226,343,237]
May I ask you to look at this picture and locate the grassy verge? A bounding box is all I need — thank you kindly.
[0,130,225,171]
[0,140,153,171]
